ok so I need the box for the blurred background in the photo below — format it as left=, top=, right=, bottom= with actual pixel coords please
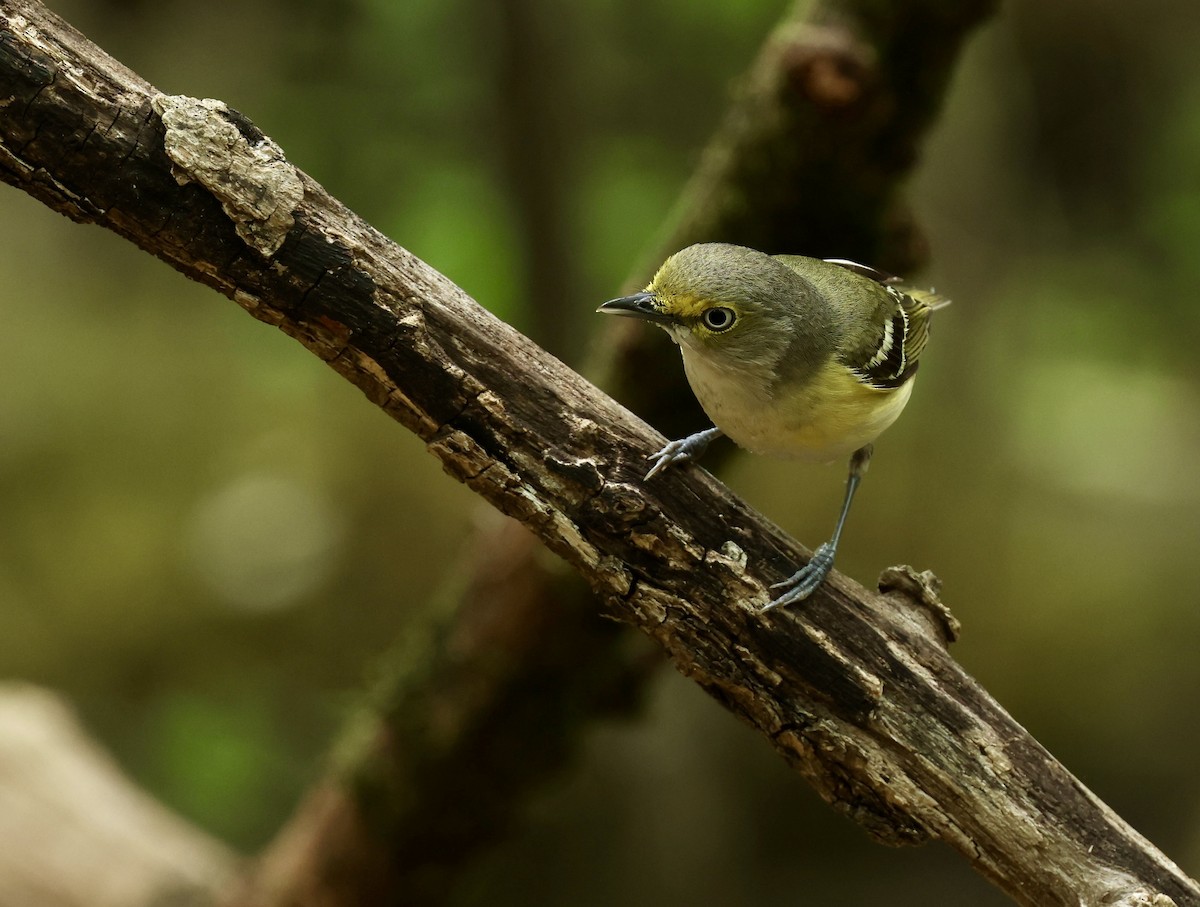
left=3, top=0, right=1200, bottom=903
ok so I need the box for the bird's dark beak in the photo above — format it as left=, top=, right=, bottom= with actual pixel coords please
left=596, top=291, right=674, bottom=325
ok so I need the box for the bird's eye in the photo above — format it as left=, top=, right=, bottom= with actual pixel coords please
left=701, top=307, right=736, bottom=332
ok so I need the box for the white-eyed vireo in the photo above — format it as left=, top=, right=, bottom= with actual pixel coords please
left=598, top=242, right=948, bottom=609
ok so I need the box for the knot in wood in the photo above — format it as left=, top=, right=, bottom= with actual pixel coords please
left=781, top=26, right=875, bottom=110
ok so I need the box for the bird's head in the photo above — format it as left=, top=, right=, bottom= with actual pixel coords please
left=598, top=243, right=828, bottom=381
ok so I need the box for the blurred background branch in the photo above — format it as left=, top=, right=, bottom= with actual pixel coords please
left=492, top=0, right=580, bottom=361
left=0, top=685, right=237, bottom=907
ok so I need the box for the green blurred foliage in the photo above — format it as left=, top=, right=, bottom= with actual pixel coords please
left=3, top=0, right=1200, bottom=903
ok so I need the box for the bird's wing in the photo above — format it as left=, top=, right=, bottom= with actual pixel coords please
left=822, top=258, right=902, bottom=286
left=772, top=254, right=950, bottom=390
left=821, top=259, right=950, bottom=390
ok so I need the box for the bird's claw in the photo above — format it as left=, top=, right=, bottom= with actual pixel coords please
left=645, top=435, right=709, bottom=480
left=763, top=542, right=836, bottom=610
left=646, top=441, right=691, bottom=479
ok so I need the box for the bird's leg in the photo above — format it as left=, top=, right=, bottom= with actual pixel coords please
left=765, top=444, right=874, bottom=610
left=645, top=427, right=724, bottom=480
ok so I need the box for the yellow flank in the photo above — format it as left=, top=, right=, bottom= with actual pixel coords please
left=681, top=347, right=914, bottom=462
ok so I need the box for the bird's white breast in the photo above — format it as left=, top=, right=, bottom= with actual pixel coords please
left=680, top=348, right=914, bottom=462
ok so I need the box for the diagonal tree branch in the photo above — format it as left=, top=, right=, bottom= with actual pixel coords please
left=241, top=2, right=1007, bottom=902
left=1, top=3, right=1197, bottom=906
left=276, top=4, right=1011, bottom=905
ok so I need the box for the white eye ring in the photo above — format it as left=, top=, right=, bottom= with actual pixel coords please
left=702, top=307, right=736, bottom=332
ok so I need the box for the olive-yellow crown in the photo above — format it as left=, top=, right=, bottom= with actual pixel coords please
left=643, top=243, right=835, bottom=388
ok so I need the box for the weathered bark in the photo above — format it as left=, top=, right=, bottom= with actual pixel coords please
left=241, top=2, right=1008, bottom=903
left=245, top=4, right=1008, bottom=905
left=5, top=2, right=1007, bottom=905
left=1, top=3, right=1196, bottom=907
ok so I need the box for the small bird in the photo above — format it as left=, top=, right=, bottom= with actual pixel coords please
left=598, top=242, right=948, bottom=609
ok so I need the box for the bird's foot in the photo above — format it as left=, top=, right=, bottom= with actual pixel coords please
left=645, top=428, right=721, bottom=480
left=764, top=542, right=836, bottom=610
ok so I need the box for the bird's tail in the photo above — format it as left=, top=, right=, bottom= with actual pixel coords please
left=903, top=287, right=952, bottom=312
